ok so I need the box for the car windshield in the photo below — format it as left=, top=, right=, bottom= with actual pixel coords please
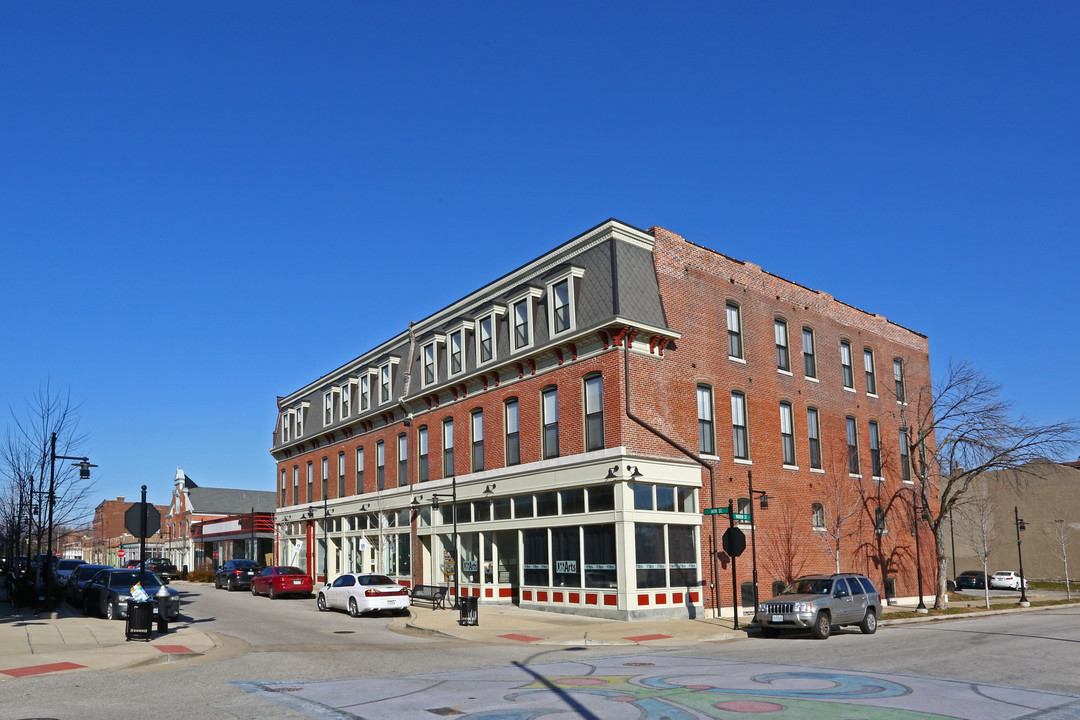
left=108, top=570, right=163, bottom=588
left=357, top=575, right=395, bottom=586
left=232, top=561, right=259, bottom=568
left=278, top=567, right=305, bottom=575
left=783, top=578, right=832, bottom=595
left=994, top=572, right=1011, bottom=577
left=57, top=560, right=82, bottom=570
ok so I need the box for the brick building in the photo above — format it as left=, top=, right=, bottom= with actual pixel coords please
left=271, top=219, right=933, bottom=620
left=90, top=497, right=169, bottom=565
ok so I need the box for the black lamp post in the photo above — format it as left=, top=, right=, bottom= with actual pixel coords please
left=908, top=487, right=927, bottom=613
left=746, top=470, right=769, bottom=624
left=412, top=476, right=458, bottom=609
left=1014, top=506, right=1029, bottom=606
left=45, top=432, right=95, bottom=613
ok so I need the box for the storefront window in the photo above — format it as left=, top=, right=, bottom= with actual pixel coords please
left=584, top=524, right=617, bottom=588
left=536, top=491, right=558, bottom=516
left=460, top=533, right=479, bottom=583
left=669, top=525, right=698, bottom=587
left=493, top=497, right=512, bottom=520
left=473, top=500, right=490, bottom=522
left=439, top=504, right=454, bottom=525
left=484, top=534, right=494, bottom=584
left=678, top=487, right=695, bottom=512
left=523, top=528, right=548, bottom=586
left=456, top=503, right=470, bottom=525
left=589, top=485, right=615, bottom=512
left=633, top=483, right=654, bottom=510
left=514, top=495, right=534, bottom=518
left=635, top=523, right=666, bottom=589
left=560, top=488, right=585, bottom=514
left=551, top=527, right=581, bottom=587
left=439, top=534, right=456, bottom=585
left=656, top=485, right=675, bottom=512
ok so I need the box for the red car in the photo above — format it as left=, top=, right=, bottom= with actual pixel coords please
left=250, top=565, right=313, bottom=599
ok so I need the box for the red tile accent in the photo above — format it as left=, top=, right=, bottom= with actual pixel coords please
left=625, top=634, right=673, bottom=642
left=604, top=594, right=617, bottom=606
left=485, top=588, right=493, bottom=597
left=690, top=592, right=699, bottom=602
left=586, top=593, right=598, bottom=605
left=537, top=591, right=548, bottom=602
left=153, top=645, right=193, bottom=654
left=1, top=662, right=85, bottom=678
left=656, top=594, right=667, bottom=604
left=553, top=592, right=563, bottom=602
left=499, top=633, right=542, bottom=643
left=638, top=593, right=650, bottom=605
left=673, top=593, right=683, bottom=604
left=499, top=588, right=513, bottom=598
left=568, top=593, right=580, bottom=604
left=523, top=590, right=532, bottom=601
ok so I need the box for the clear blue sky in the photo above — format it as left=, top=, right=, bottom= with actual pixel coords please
left=3, top=3, right=1078, bottom=520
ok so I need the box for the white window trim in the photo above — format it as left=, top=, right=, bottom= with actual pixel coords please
left=341, top=380, right=356, bottom=418
left=546, top=266, right=585, bottom=338
left=323, top=391, right=334, bottom=427
left=296, top=402, right=308, bottom=437
left=507, top=286, right=544, bottom=353
left=360, top=371, right=376, bottom=412
left=377, top=358, right=400, bottom=406
left=473, top=306, right=505, bottom=367
left=420, top=339, right=444, bottom=389
left=445, top=322, right=471, bottom=379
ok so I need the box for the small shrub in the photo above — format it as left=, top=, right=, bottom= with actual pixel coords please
left=186, top=569, right=215, bottom=583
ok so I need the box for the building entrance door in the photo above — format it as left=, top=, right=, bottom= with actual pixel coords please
left=494, top=530, right=519, bottom=603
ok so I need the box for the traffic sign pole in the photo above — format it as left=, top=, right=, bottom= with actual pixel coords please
left=728, top=498, right=739, bottom=630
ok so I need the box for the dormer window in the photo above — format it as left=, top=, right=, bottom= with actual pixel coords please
left=280, top=412, right=291, bottom=444
left=507, top=287, right=543, bottom=352
left=296, top=402, right=307, bottom=436
left=473, top=307, right=504, bottom=367
left=545, top=266, right=585, bottom=337
left=341, top=381, right=354, bottom=418
left=378, top=359, right=400, bottom=405
left=360, top=372, right=374, bottom=412
left=422, top=342, right=437, bottom=387
left=324, top=391, right=333, bottom=426
left=446, top=325, right=468, bottom=377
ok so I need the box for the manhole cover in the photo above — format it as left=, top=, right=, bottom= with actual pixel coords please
left=265, top=687, right=302, bottom=693
left=623, top=662, right=655, bottom=667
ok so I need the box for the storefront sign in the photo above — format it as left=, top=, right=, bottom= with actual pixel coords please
left=556, top=560, right=577, bottom=574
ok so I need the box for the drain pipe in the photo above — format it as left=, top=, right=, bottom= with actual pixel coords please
left=622, top=338, right=722, bottom=619
left=399, top=322, right=417, bottom=586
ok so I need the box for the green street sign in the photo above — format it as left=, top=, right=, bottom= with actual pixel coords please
left=703, top=507, right=730, bottom=515
left=733, top=513, right=752, bottom=522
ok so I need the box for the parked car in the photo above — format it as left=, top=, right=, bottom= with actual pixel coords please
left=53, top=559, right=85, bottom=587
left=65, top=564, right=113, bottom=606
left=757, top=573, right=882, bottom=639
left=143, top=557, right=178, bottom=581
left=82, top=568, right=180, bottom=621
left=251, top=566, right=313, bottom=599
left=123, top=559, right=140, bottom=568
left=316, top=573, right=411, bottom=617
left=955, top=570, right=990, bottom=590
left=990, top=570, right=1028, bottom=591
left=215, top=559, right=262, bottom=591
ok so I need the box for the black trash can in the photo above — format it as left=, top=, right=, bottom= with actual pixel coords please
left=126, top=600, right=154, bottom=641
left=458, top=595, right=478, bottom=626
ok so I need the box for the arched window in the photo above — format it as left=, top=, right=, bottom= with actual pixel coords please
left=811, top=502, right=825, bottom=529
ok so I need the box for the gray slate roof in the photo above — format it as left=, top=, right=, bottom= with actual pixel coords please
left=188, top=487, right=277, bottom=515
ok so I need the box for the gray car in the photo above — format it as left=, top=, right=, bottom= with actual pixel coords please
left=757, top=573, right=882, bottom=639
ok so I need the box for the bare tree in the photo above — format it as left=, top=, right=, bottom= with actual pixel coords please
left=758, top=499, right=812, bottom=587
left=898, top=360, right=1079, bottom=610
left=955, top=478, right=997, bottom=609
left=811, top=451, right=864, bottom=574
left=1051, top=515, right=1075, bottom=601
left=1, top=381, right=97, bottom=568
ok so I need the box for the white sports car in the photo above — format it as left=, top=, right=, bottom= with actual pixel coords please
left=317, top=573, right=411, bottom=617
left=989, top=571, right=1028, bottom=590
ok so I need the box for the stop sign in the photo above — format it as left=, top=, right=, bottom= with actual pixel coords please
left=118, top=549, right=125, bottom=558
left=124, top=502, right=161, bottom=538
left=722, top=527, right=746, bottom=557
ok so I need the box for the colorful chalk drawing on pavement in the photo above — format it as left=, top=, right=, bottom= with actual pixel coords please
left=233, top=654, right=1080, bottom=720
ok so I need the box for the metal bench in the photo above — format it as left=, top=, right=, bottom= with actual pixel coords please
left=410, top=584, right=448, bottom=610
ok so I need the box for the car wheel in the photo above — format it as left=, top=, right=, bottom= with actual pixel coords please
left=228, top=577, right=236, bottom=592
left=214, top=576, right=221, bottom=589
left=348, top=597, right=360, bottom=617
left=859, top=609, right=877, bottom=635
left=269, top=585, right=277, bottom=600
left=317, top=593, right=327, bottom=612
left=811, top=612, right=832, bottom=639
left=106, top=599, right=118, bottom=621
left=251, top=583, right=258, bottom=596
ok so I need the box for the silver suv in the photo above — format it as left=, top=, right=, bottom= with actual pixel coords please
left=757, top=573, right=882, bottom=639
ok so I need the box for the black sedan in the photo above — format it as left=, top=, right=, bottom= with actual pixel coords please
left=215, top=559, right=262, bottom=591
left=955, top=570, right=990, bottom=590
left=65, top=564, right=113, bottom=607
left=82, top=568, right=180, bottom=621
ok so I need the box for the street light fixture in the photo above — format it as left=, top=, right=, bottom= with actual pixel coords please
left=1014, top=507, right=1030, bottom=607
left=45, top=432, right=95, bottom=614
left=412, top=476, right=459, bottom=609
left=904, top=486, right=929, bottom=613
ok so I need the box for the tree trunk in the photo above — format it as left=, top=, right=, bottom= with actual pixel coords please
left=933, top=521, right=948, bottom=610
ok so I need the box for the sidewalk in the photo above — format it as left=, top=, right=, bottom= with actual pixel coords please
left=0, top=576, right=220, bottom=681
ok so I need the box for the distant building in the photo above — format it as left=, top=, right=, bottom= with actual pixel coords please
left=90, top=497, right=169, bottom=565
left=950, top=459, right=1080, bottom=582
left=271, top=220, right=932, bottom=620
left=163, top=468, right=276, bottom=572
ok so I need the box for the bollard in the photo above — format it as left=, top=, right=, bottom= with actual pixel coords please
left=156, top=584, right=170, bottom=634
